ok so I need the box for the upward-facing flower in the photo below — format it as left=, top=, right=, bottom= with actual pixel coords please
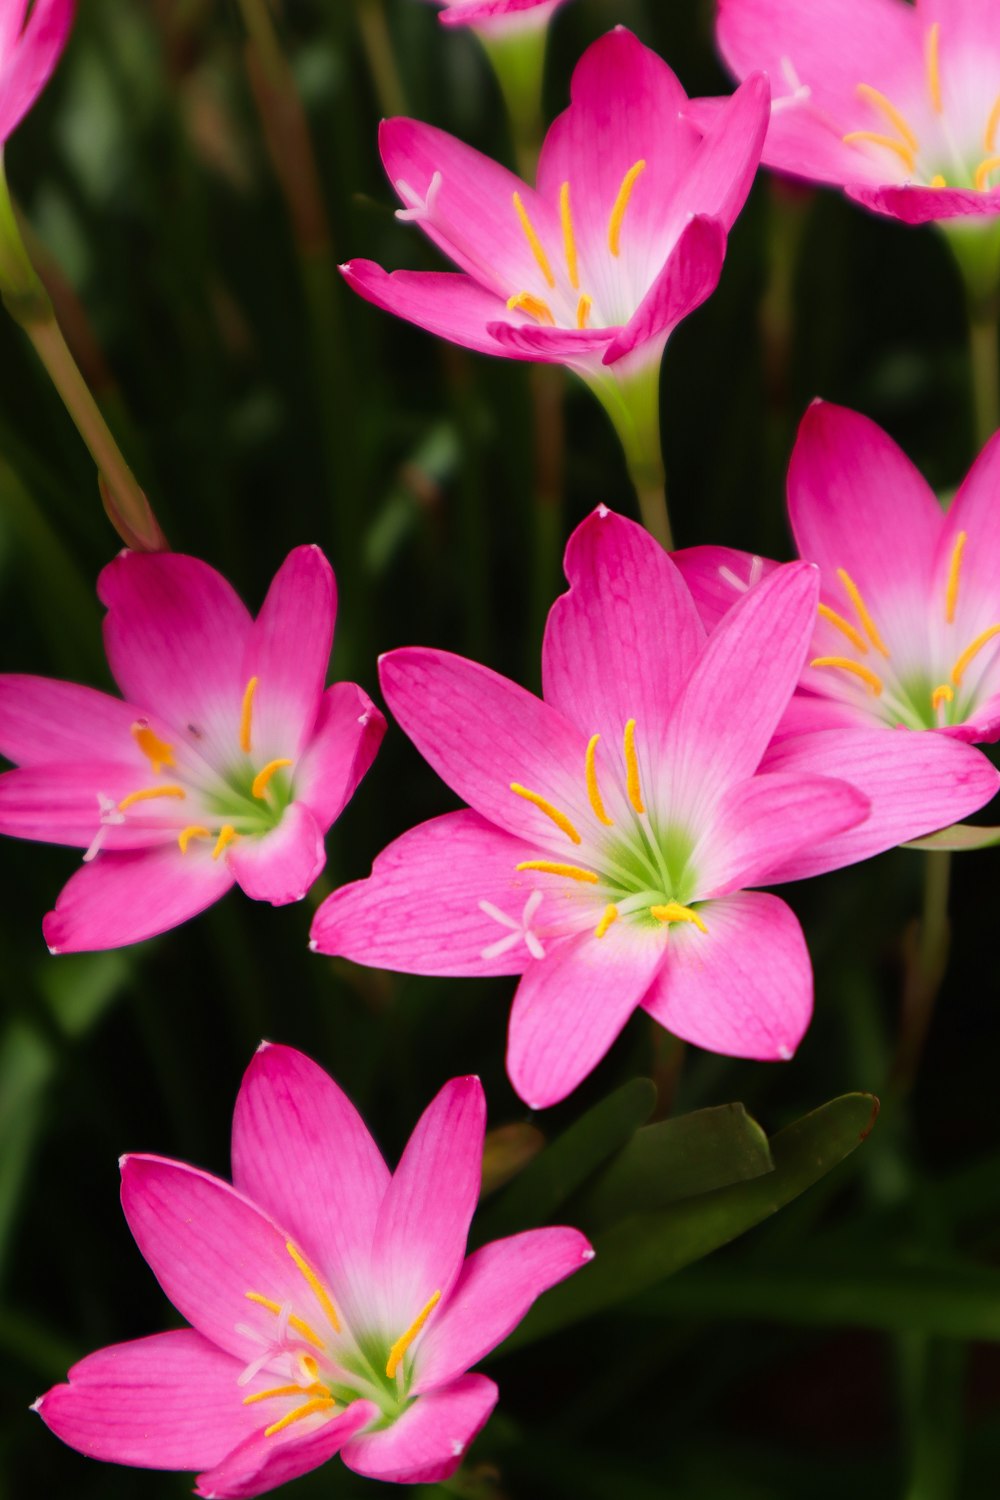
left=0, top=0, right=73, bottom=148
left=36, top=1044, right=592, bottom=1497
left=0, top=546, right=384, bottom=951
left=311, top=509, right=997, bottom=1109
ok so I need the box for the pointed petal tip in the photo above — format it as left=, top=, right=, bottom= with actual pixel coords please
left=308, top=937, right=320, bottom=953
left=255, top=1038, right=273, bottom=1054
left=29, top=1395, right=44, bottom=1415
left=582, top=1246, right=596, bottom=1261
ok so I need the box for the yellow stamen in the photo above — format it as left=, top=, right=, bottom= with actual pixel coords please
left=510, top=783, right=581, bottom=844
left=507, top=291, right=556, bottom=326
left=516, top=860, right=600, bottom=884
left=841, top=132, right=916, bottom=172
left=118, top=784, right=186, bottom=812
left=560, top=181, right=579, bottom=289
left=594, top=904, right=618, bottom=939
left=244, top=1292, right=326, bottom=1350
left=264, top=1398, right=336, bottom=1438
left=836, top=568, right=891, bottom=657
left=576, top=294, right=593, bottom=330
left=585, top=734, right=614, bottom=826
left=975, top=154, right=1000, bottom=191
left=252, top=758, right=293, bottom=799
left=177, top=824, right=212, bottom=854
left=623, top=718, right=644, bottom=814
left=951, top=624, right=1000, bottom=685
left=817, top=602, right=869, bottom=654
left=945, top=530, right=967, bottom=623
left=243, top=1383, right=326, bottom=1406
left=650, top=901, right=708, bottom=934
left=608, top=160, right=647, bottom=257
left=986, top=93, right=1000, bottom=153
left=855, top=84, right=918, bottom=151
left=931, top=684, right=955, bottom=712
left=131, top=723, right=176, bottom=775
left=512, top=192, right=556, bottom=287
left=810, top=657, right=884, bottom=696
left=286, top=1242, right=341, bottom=1333
left=212, top=824, right=239, bottom=860
left=240, top=676, right=259, bottom=754
left=930, top=173, right=947, bottom=188
left=927, top=22, right=943, bottom=113
left=386, top=1290, right=441, bottom=1379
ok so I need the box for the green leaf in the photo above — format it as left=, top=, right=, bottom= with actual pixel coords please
left=0, top=1022, right=55, bottom=1284
left=480, top=1123, right=545, bottom=1199
left=905, top=823, right=1000, bottom=852
left=35, top=950, right=131, bottom=1038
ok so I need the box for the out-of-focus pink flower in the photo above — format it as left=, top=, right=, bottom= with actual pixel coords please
left=0, top=546, right=385, bottom=951
left=36, top=1044, right=592, bottom=1497
left=428, top=0, right=570, bottom=35
left=0, top=0, right=73, bottom=146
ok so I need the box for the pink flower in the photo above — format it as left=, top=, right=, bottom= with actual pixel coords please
left=0, top=546, right=385, bottom=952
left=429, top=0, right=571, bottom=35
left=711, top=0, right=1000, bottom=224
left=0, top=0, right=73, bottom=146
left=35, top=1044, right=592, bottom=1497
left=311, top=509, right=997, bottom=1108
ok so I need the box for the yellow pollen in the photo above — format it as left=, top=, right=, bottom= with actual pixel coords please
left=975, top=154, right=1000, bottom=191
left=212, top=824, right=239, bottom=860
left=244, top=1292, right=326, bottom=1350
left=810, top=657, right=884, bottom=696
left=118, top=784, right=186, bottom=812
left=930, top=173, right=947, bottom=188
left=608, top=160, right=647, bottom=257
left=240, top=676, right=259, bottom=754
left=576, top=294, right=593, bottom=330
left=252, top=758, right=293, bottom=799
left=516, top=860, right=600, bottom=884
left=650, top=902, right=708, bottom=934
left=623, top=719, right=644, bottom=814
left=945, top=531, right=967, bottom=623
left=264, top=1398, right=336, bottom=1439
left=131, top=723, right=176, bottom=775
left=286, top=1242, right=341, bottom=1333
left=177, top=824, right=212, bottom=854
left=856, top=84, right=919, bottom=151
left=243, top=1383, right=326, bottom=1406
left=986, top=93, right=1000, bottom=152
left=512, top=193, right=556, bottom=288
left=836, top=568, right=890, bottom=657
left=926, top=22, right=943, bottom=113
left=507, top=291, right=556, bottom=326
left=841, top=132, right=916, bottom=172
left=817, top=602, right=869, bottom=654
left=932, top=683, right=955, bottom=712
left=595, top=903, right=618, bottom=939
left=951, top=623, right=1000, bottom=685
left=560, top=181, right=579, bottom=290
left=510, top=783, right=581, bottom=844
left=585, top=734, right=614, bottom=826
left=386, top=1290, right=442, bottom=1379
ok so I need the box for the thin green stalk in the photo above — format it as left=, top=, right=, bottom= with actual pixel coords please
left=893, top=849, right=952, bottom=1094
left=968, top=309, right=1000, bottom=447
left=480, top=29, right=548, bottom=182
left=528, top=363, right=565, bottom=651
left=946, top=221, right=1000, bottom=446
left=355, top=0, right=407, bottom=118
left=585, top=362, right=673, bottom=549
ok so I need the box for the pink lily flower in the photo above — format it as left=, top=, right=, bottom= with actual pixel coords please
left=36, top=1043, right=592, bottom=1496
left=710, top=0, right=1000, bottom=224
left=0, top=546, right=385, bottom=951
left=311, top=509, right=997, bottom=1108
left=0, top=0, right=73, bottom=147
left=428, top=0, right=570, bottom=35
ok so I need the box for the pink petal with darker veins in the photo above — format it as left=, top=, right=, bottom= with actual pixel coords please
left=226, top=802, right=326, bottom=906
left=0, top=675, right=146, bottom=767
left=195, top=1399, right=377, bottom=1500
left=0, top=0, right=73, bottom=144
left=603, top=215, right=726, bottom=365
left=292, top=682, right=385, bottom=831
left=240, top=546, right=336, bottom=759
left=343, top=1374, right=497, bottom=1484
left=340, top=263, right=518, bottom=359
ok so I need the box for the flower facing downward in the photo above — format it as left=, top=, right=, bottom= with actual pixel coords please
left=35, top=1045, right=592, bottom=1496
left=0, top=546, right=385, bottom=951
left=0, top=0, right=74, bottom=147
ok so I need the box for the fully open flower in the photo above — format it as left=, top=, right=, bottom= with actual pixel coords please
left=311, top=509, right=997, bottom=1108
left=36, top=1044, right=591, bottom=1497
left=0, top=546, right=384, bottom=951
left=0, top=0, right=73, bottom=147
left=711, top=0, right=1000, bottom=224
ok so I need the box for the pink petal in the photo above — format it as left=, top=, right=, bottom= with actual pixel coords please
left=773, top=692, right=871, bottom=739
left=760, top=727, right=1000, bottom=879
left=42, top=844, right=235, bottom=953
left=413, top=1228, right=593, bottom=1392
left=195, top=1399, right=377, bottom=1500
left=485, top=319, right=616, bottom=364
left=643, top=890, right=812, bottom=1060
left=438, top=0, right=566, bottom=24
left=0, top=0, right=29, bottom=63
left=340, top=263, right=519, bottom=359
left=670, top=73, right=770, bottom=231
left=603, top=215, right=727, bottom=365
left=240, top=547, right=335, bottom=760
left=671, top=544, right=780, bottom=632
left=0, top=762, right=147, bottom=848
left=226, top=802, right=326, bottom=906
left=34, top=1330, right=261, bottom=1471
left=309, top=811, right=538, bottom=977
left=342, top=1374, right=497, bottom=1484
left=292, top=682, right=386, bottom=831
left=0, top=675, right=144, bottom=767
left=683, top=96, right=879, bottom=192
left=0, top=0, right=73, bottom=144
left=848, top=183, right=1000, bottom=222
left=934, top=428, right=1000, bottom=639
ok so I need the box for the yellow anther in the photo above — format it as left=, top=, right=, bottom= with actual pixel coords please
left=926, top=22, right=943, bottom=113
left=386, top=1290, right=441, bottom=1379
left=945, top=530, right=967, bottom=623
left=560, top=180, right=579, bottom=289
left=212, top=824, right=239, bottom=860
left=818, top=602, right=869, bottom=654
left=252, top=759, right=293, bottom=800
left=836, top=568, right=891, bottom=656
left=930, top=173, right=947, bottom=188
left=975, top=154, right=1000, bottom=191
left=951, top=623, right=1000, bottom=685
left=118, top=784, right=186, bottom=812
left=286, top=1242, right=341, bottom=1333
left=516, top=860, right=600, bottom=884
left=243, top=1383, right=326, bottom=1406
left=264, top=1398, right=336, bottom=1439
left=244, top=1292, right=326, bottom=1350
left=512, top=193, right=556, bottom=287
left=594, top=904, right=618, bottom=939
left=623, top=718, right=644, bottom=814
left=131, top=723, right=176, bottom=775
left=810, top=657, right=884, bottom=696
left=932, top=684, right=955, bottom=712
left=986, top=94, right=1000, bottom=153
left=177, top=824, right=212, bottom=854
left=510, top=783, right=581, bottom=844
left=608, top=160, right=647, bottom=257
left=841, top=132, right=916, bottom=172
left=576, top=294, right=593, bottom=330
left=650, top=902, right=708, bottom=934
left=585, top=734, right=614, bottom=826
left=507, top=292, right=556, bottom=326
left=240, top=676, right=259, bottom=754
left=855, top=84, right=919, bottom=151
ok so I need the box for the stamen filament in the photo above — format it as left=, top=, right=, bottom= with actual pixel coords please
left=118, top=784, right=186, bottom=811
left=951, top=624, right=1000, bottom=684
left=131, top=723, right=176, bottom=775
left=926, top=22, right=943, bottom=113
left=836, top=568, right=891, bottom=656
left=178, top=824, right=212, bottom=854
left=212, top=824, right=239, bottom=860
left=818, top=602, right=868, bottom=654
left=594, top=904, right=618, bottom=939
left=810, top=657, right=884, bottom=695
left=512, top=193, right=556, bottom=288
left=510, top=783, right=581, bottom=844
left=987, top=93, right=1000, bottom=152
left=507, top=291, right=555, bottom=326
left=975, top=155, right=1000, bottom=191
left=252, top=759, right=293, bottom=799
left=264, top=1397, right=336, bottom=1438
left=608, top=161, right=647, bottom=257
left=516, top=860, right=599, bottom=884
left=585, top=735, right=614, bottom=826
left=855, top=83, right=919, bottom=151
left=386, top=1290, right=442, bottom=1378
left=650, top=902, right=708, bottom=934
left=244, top=1292, right=326, bottom=1350
left=244, top=1383, right=326, bottom=1406
left=560, top=181, right=579, bottom=290
left=286, top=1242, right=341, bottom=1333
left=576, top=294, right=593, bottom=330
left=623, top=719, right=645, bottom=814
left=841, top=132, right=916, bottom=171
left=240, top=677, right=259, bottom=754
left=945, top=531, right=967, bottom=623
left=931, top=684, right=954, bottom=712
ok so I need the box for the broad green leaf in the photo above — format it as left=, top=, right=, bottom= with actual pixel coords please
left=905, top=823, right=1000, bottom=852
left=35, top=950, right=131, bottom=1038
left=480, top=1123, right=545, bottom=1198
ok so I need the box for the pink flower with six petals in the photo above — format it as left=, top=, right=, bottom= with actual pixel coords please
left=0, top=0, right=73, bottom=147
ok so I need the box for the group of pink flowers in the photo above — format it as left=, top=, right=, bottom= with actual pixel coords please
left=6, top=0, right=1000, bottom=1493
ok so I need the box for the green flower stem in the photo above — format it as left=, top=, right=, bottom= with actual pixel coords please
left=968, top=309, right=1000, bottom=448
left=946, top=221, right=1000, bottom=447
left=355, top=0, right=408, bottom=118
left=893, top=849, right=952, bottom=1095
left=480, top=29, right=548, bottom=182
left=585, top=360, right=673, bottom=549
left=529, top=362, right=565, bottom=653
